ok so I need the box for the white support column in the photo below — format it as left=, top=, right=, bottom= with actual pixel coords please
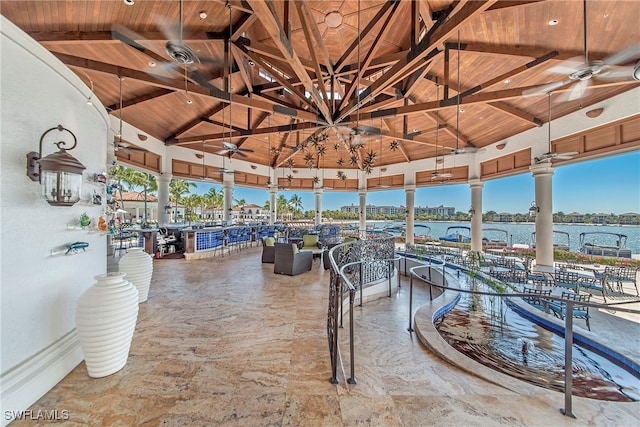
left=405, top=185, right=416, bottom=246
left=223, top=178, right=234, bottom=225
left=530, top=162, right=555, bottom=272
left=314, top=187, right=323, bottom=226
left=359, top=189, right=367, bottom=239
left=157, top=174, right=171, bottom=226
left=269, top=187, right=277, bottom=225
left=469, top=179, right=484, bottom=252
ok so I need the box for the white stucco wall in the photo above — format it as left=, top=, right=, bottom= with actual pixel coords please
left=1, top=16, right=109, bottom=422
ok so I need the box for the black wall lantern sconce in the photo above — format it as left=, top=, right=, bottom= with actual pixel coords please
left=164, top=203, right=172, bottom=214
left=27, top=125, right=86, bottom=206
left=529, top=201, right=540, bottom=216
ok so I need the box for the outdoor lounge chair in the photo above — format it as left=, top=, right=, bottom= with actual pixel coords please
left=261, top=236, right=276, bottom=263
left=300, top=234, right=321, bottom=251
left=274, top=242, right=313, bottom=276
left=548, top=291, right=591, bottom=331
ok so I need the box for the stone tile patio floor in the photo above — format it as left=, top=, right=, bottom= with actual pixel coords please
left=15, top=245, right=639, bottom=426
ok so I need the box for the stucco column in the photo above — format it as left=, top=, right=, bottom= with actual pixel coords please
left=157, top=174, right=171, bottom=226
left=269, top=187, right=277, bottom=225
left=530, top=162, right=555, bottom=272
left=469, top=179, right=484, bottom=252
left=359, top=189, right=367, bottom=239
left=223, top=178, right=234, bottom=225
left=314, top=187, right=323, bottom=226
left=405, top=185, right=416, bottom=246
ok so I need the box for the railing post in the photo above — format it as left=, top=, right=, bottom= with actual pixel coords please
left=408, top=272, right=414, bottom=332
left=359, top=262, right=363, bottom=306
left=561, top=300, right=576, bottom=418
left=347, top=289, right=357, bottom=384
left=397, top=259, right=401, bottom=288
left=388, top=260, right=392, bottom=297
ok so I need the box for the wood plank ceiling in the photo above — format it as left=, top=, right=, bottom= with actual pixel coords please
left=2, top=0, right=639, bottom=179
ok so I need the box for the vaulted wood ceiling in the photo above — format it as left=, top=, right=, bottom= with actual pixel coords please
left=2, top=0, right=639, bottom=175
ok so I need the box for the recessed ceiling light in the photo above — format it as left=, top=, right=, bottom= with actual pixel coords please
left=548, top=19, right=559, bottom=26
left=503, top=79, right=510, bottom=84
left=148, top=61, right=156, bottom=67
left=199, top=11, right=207, bottom=19
left=459, top=108, right=465, bottom=113
left=123, top=0, right=134, bottom=5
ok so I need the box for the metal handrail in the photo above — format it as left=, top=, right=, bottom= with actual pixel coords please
left=325, top=236, right=397, bottom=385
left=407, top=262, right=640, bottom=419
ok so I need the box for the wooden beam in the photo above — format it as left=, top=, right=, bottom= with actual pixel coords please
left=293, top=0, right=332, bottom=114
left=489, top=102, right=544, bottom=127
left=171, top=120, right=323, bottom=146
left=104, top=87, right=173, bottom=111
left=245, top=0, right=333, bottom=125
left=339, top=1, right=400, bottom=114
left=52, top=52, right=320, bottom=124
left=334, top=1, right=398, bottom=73
left=336, top=1, right=498, bottom=123
left=293, top=0, right=334, bottom=76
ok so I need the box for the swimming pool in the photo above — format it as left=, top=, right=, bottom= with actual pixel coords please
left=432, top=270, right=640, bottom=402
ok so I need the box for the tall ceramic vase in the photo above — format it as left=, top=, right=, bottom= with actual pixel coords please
left=76, top=272, right=139, bottom=378
left=119, top=247, right=153, bottom=303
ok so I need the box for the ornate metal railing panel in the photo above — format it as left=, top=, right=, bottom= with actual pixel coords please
left=326, top=236, right=396, bottom=384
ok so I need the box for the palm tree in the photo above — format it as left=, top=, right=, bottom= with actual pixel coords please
left=206, top=187, right=223, bottom=220
left=169, top=179, right=196, bottom=223
left=276, top=195, right=290, bottom=221
left=289, top=194, right=303, bottom=218
left=234, top=197, right=247, bottom=207
left=125, top=170, right=157, bottom=223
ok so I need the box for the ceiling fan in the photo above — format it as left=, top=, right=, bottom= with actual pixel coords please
left=534, top=93, right=579, bottom=163
left=214, top=141, right=254, bottom=158
left=524, top=0, right=640, bottom=101
left=112, top=0, right=220, bottom=82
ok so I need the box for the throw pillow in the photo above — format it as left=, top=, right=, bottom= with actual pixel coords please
left=292, top=243, right=299, bottom=254
left=264, top=237, right=275, bottom=246
left=303, top=234, right=318, bottom=247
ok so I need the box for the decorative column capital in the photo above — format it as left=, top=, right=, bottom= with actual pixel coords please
left=529, top=162, right=554, bottom=177
left=405, top=184, right=416, bottom=193
left=468, top=178, right=484, bottom=189
left=314, top=187, right=323, bottom=196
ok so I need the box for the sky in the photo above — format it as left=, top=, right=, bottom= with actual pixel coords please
left=192, top=151, right=640, bottom=215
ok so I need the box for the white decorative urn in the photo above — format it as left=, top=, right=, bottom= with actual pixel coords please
left=119, top=247, right=153, bottom=303
left=76, top=272, right=139, bottom=378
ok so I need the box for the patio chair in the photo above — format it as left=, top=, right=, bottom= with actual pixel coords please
left=274, top=242, right=313, bottom=276
left=261, top=236, right=276, bottom=263
left=605, top=266, right=639, bottom=295
left=522, top=286, right=552, bottom=311
left=548, top=291, right=591, bottom=331
left=553, top=270, right=580, bottom=292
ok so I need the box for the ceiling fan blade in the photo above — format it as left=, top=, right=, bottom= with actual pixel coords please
left=354, top=124, right=381, bottom=135
left=566, top=80, right=589, bottom=101
left=216, top=149, right=230, bottom=156
left=598, top=66, right=636, bottom=80
left=234, top=151, right=248, bottom=158
left=602, top=43, right=640, bottom=66
left=112, top=24, right=167, bottom=64
left=238, top=147, right=254, bottom=153
left=546, top=60, right=583, bottom=75
left=523, top=79, right=573, bottom=97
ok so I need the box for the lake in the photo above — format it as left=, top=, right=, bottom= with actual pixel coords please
left=365, top=221, right=640, bottom=255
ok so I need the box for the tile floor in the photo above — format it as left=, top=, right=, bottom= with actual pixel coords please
left=14, top=245, right=640, bottom=426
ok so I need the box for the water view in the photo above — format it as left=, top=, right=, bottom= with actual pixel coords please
left=364, top=221, right=640, bottom=255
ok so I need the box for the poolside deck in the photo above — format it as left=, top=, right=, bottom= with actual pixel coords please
left=14, top=246, right=639, bottom=426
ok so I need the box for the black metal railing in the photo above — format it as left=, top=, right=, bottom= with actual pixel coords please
left=325, top=236, right=398, bottom=385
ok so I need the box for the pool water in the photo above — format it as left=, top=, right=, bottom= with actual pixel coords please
left=434, top=273, right=640, bottom=402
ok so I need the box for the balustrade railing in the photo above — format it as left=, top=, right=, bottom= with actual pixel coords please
left=406, top=259, right=640, bottom=419
left=326, top=236, right=398, bottom=384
